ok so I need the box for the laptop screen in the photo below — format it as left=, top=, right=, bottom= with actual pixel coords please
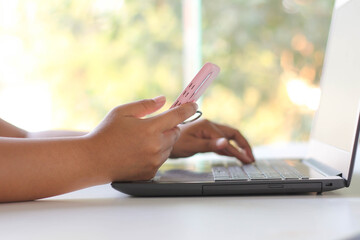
left=309, top=0, right=360, bottom=181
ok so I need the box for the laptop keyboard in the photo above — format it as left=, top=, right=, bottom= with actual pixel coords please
left=212, top=160, right=310, bottom=181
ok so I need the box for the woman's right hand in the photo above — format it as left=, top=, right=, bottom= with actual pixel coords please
left=86, top=96, right=198, bottom=183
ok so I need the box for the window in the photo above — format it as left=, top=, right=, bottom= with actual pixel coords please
left=0, top=0, right=334, bottom=145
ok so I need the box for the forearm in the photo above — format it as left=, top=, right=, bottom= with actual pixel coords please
left=0, top=136, right=103, bottom=203
left=0, top=118, right=87, bottom=138
left=0, top=118, right=27, bottom=138
left=27, top=130, right=88, bottom=138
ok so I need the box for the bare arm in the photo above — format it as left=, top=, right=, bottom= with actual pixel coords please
left=0, top=97, right=254, bottom=202
left=0, top=118, right=27, bottom=138
left=27, top=130, right=87, bottom=138
left=0, top=118, right=86, bottom=138
left=0, top=136, right=99, bottom=202
left=0, top=97, right=197, bottom=202
left=0, top=119, right=94, bottom=201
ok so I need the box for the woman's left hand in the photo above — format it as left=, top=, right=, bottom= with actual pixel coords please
left=170, top=119, right=255, bottom=164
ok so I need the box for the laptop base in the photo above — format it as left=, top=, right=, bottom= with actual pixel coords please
left=111, top=178, right=345, bottom=197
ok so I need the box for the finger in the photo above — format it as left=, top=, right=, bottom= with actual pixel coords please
left=189, top=121, right=252, bottom=162
left=151, top=102, right=198, bottom=131
left=207, top=138, right=253, bottom=163
left=186, top=137, right=228, bottom=154
left=213, top=123, right=255, bottom=161
left=119, top=96, right=166, bottom=118
left=162, top=126, right=181, bottom=149
left=223, top=141, right=253, bottom=163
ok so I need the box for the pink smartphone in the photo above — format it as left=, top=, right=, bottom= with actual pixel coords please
left=170, top=62, right=220, bottom=109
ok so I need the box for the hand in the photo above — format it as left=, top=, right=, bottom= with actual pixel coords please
left=87, top=96, right=198, bottom=182
left=170, top=119, right=255, bottom=164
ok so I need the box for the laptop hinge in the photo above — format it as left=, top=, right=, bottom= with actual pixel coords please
left=304, top=158, right=343, bottom=177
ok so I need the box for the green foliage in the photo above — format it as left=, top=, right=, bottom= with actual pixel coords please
left=0, top=0, right=334, bottom=145
left=202, top=0, right=333, bottom=144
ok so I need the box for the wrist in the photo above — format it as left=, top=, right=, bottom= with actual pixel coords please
left=76, top=135, right=111, bottom=186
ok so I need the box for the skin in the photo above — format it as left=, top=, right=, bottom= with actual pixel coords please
left=0, top=96, right=254, bottom=202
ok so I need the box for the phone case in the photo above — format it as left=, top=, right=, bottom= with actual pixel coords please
left=170, top=62, right=220, bottom=108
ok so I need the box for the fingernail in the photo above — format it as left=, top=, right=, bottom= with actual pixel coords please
left=153, top=96, right=166, bottom=105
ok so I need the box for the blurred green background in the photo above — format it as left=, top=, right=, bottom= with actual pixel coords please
left=0, top=0, right=334, bottom=146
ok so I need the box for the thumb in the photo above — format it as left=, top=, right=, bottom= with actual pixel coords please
left=119, top=96, right=166, bottom=118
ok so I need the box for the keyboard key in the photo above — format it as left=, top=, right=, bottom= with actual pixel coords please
left=272, top=164, right=301, bottom=179
left=212, top=167, right=232, bottom=181
left=255, top=162, right=283, bottom=180
left=242, top=164, right=267, bottom=180
left=228, top=166, right=249, bottom=180
left=247, top=173, right=267, bottom=180
left=284, top=161, right=310, bottom=179
left=211, top=160, right=310, bottom=182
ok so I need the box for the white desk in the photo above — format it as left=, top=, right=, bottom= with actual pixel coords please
left=1, top=144, right=360, bottom=240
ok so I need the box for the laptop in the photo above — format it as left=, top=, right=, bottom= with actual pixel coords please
left=112, top=0, right=360, bottom=196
